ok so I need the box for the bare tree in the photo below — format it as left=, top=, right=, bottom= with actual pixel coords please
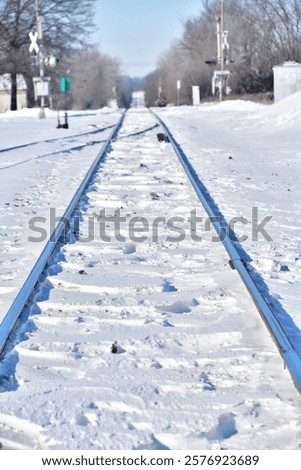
left=0, top=0, right=96, bottom=110
left=65, top=49, right=120, bottom=110
left=144, top=70, right=162, bottom=107
left=0, top=1, right=36, bottom=109
left=145, top=0, right=301, bottom=103
left=145, top=1, right=219, bottom=105
left=251, top=0, right=301, bottom=62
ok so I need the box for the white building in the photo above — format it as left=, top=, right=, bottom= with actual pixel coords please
left=0, top=74, right=27, bottom=113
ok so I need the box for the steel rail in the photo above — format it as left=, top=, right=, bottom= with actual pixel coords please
left=153, top=111, right=301, bottom=393
left=0, top=137, right=111, bottom=172
left=0, top=112, right=126, bottom=354
left=0, top=124, right=116, bottom=154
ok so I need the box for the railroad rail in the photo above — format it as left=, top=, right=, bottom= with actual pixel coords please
left=0, top=112, right=125, bottom=354
left=153, top=110, right=301, bottom=393
left=0, top=123, right=116, bottom=155
left=0, top=124, right=119, bottom=172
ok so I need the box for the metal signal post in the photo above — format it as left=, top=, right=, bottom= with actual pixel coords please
left=213, top=0, right=231, bottom=102
left=35, top=0, right=45, bottom=118
left=30, top=0, right=52, bottom=118
left=35, top=0, right=44, bottom=76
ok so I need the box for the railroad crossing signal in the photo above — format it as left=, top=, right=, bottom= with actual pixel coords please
left=29, top=31, right=39, bottom=54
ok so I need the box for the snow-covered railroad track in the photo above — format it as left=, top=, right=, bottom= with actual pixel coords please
left=0, top=108, right=300, bottom=450
left=0, top=112, right=124, bottom=329
left=0, top=112, right=125, bottom=353
left=0, top=124, right=117, bottom=171
left=154, top=112, right=301, bottom=394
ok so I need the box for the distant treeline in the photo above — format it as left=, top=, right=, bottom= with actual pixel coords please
left=2, top=0, right=300, bottom=111
left=143, top=0, right=301, bottom=106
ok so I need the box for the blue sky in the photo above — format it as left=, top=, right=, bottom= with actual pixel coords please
left=93, top=0, right=202, bottom=77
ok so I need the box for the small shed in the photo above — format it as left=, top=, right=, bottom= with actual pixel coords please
left=273, top=61, right=301, bottom=102
left=0, top=74, right=27, bottom=112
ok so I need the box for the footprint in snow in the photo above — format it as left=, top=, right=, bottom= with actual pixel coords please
left=158, top=301, right=191, bottom=314
left=199, top=372, right=216, bottom=391
left=122, top=243, right=136, bottom=255
left=162, top=280, right=177, bottom=292
left=200, top=413, right=237, bottom=441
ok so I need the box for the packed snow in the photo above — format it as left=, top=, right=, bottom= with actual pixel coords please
left=0, top=97, right=300, bottom=450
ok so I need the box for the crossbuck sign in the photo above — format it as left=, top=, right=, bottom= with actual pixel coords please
left=29, top=31, right=39, bottom=54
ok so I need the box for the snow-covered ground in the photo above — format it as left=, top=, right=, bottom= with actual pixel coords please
left=0, top=99, right=300, bottom=450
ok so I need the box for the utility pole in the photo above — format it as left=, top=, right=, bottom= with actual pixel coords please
left=30, top=0, right=55, bottom=119
left=216, top=0, right=224, bottom=102
left=207, top=0, right=232, bottom=101
left=35, top=0, right=45, bottom=118
left=220, top=0, right=224, bottom=73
